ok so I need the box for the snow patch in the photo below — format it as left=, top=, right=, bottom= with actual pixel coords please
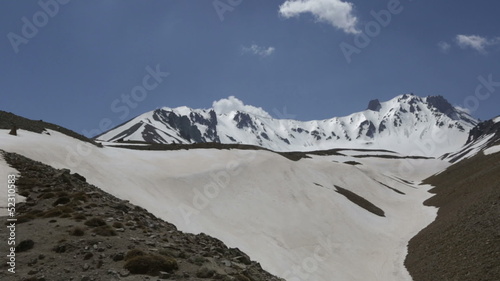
left=484, top=145, right=500, bottom=155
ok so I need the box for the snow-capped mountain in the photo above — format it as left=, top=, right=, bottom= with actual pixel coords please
left=97, top=94, right=478, bottom=157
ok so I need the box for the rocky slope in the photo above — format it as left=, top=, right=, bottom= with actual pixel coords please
left=442, top=117, right=500, bottom=162
left=0, top=150, right=283, bottom=281
left=405, top=136, right=500, bottom=280
left=0, top=111, right=99, bottom=146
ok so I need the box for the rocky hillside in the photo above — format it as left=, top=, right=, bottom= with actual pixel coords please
left=405, top=149, right=500, bottom=280
left=0, top=111, right=99, bottom=146
left=0, top=150, right=283, bottom=281
left=441, top=117, right=500, bottom=162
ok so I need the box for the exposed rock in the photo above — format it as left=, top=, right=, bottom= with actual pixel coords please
left=367, top=99, right=382, bottom=111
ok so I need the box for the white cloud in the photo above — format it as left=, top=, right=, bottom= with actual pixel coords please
left=455, top=34, right=500, bottom=53
left=241, top=44, right=276, bottom=57
left=278, top=0, right=359, bottom=34
left=212, top=96, right=272, bottom=118
left=438, top=41, right=451, bottom=53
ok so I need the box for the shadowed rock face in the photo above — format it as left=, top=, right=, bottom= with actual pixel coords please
left=357, top=120, right=376, bottom=139
left=367, top=99, right=382, bottom=111
left=466, top=118, right=500, bottom=145
left=233, top=111, right=257, bottom=130
left=152, top=109, right=219, bottom=143
left=426, top=95, right=459, bottom=120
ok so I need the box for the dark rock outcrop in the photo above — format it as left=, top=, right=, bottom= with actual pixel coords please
left=367, top=99, right=382, bottom=111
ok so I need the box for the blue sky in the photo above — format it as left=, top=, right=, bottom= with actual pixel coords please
left=1, top=0, right=499, bottom=137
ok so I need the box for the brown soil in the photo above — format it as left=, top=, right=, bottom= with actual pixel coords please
left=405, top=151, right=500, bottom=281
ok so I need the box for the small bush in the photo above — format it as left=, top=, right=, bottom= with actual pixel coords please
left=40, top=192, right=55, bottom=199
left=71, top=192, right=88, bottom=202
left=19, top=191, right=30, bottom=197
left=125, top=249, right=146, bottom=261
left=190, top=256, right=208, bottom=266
left=73, top=213, right=87, bottom=221
left=235, top=274, right=251, bottom=281
left=159, top=249, right=177, bottom=258
left=16, top=239, right=34, bottom=252
left=18, top=178, right=38, bottom=187
left=84, top=217, right=106, bottom=227
left=124, top=254, right=178, bottom=276
left=70, top=227, right=85, bottom=236
left=93, top=225, right=117, bottom=236
left=112, top=222, right=124, bottom=228
left=16, top=214, right=35, bottom=224
left=196, top=267, right=215, bottom=278
left=42, top=206, right=74, bottom=217
left=52, top=196, right=71, bottom=206
left=57, top=191, right=69, bottom=197
left=52, top=244, right=66, bottom=253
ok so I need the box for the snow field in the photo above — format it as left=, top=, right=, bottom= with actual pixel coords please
left=0, top=129, right=448, bottom=280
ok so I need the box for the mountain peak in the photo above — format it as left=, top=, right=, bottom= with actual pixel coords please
left=426, top=95, right=455, bottom=114
left=367, top=99, right=382, bottom=111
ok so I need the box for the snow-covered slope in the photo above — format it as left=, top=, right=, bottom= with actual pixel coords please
left=97, top=94, right=477, bottom=157
left=0, top=129, right=450, bottom=281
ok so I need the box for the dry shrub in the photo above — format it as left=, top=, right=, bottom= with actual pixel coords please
left=70, top=227, right=85, bottom=236
left=93, top=225, right=117, bottom=236
left=52, top=196, right=71, bottom=206
left=84, top=217, right=106, bottom=227
left=125, top=249, right=146, bottom=261
left=112, top=222, right=124, bottom=228
left=73, top=213, right=87, bottom=221
left=124, top=254, right=177, bottom=276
